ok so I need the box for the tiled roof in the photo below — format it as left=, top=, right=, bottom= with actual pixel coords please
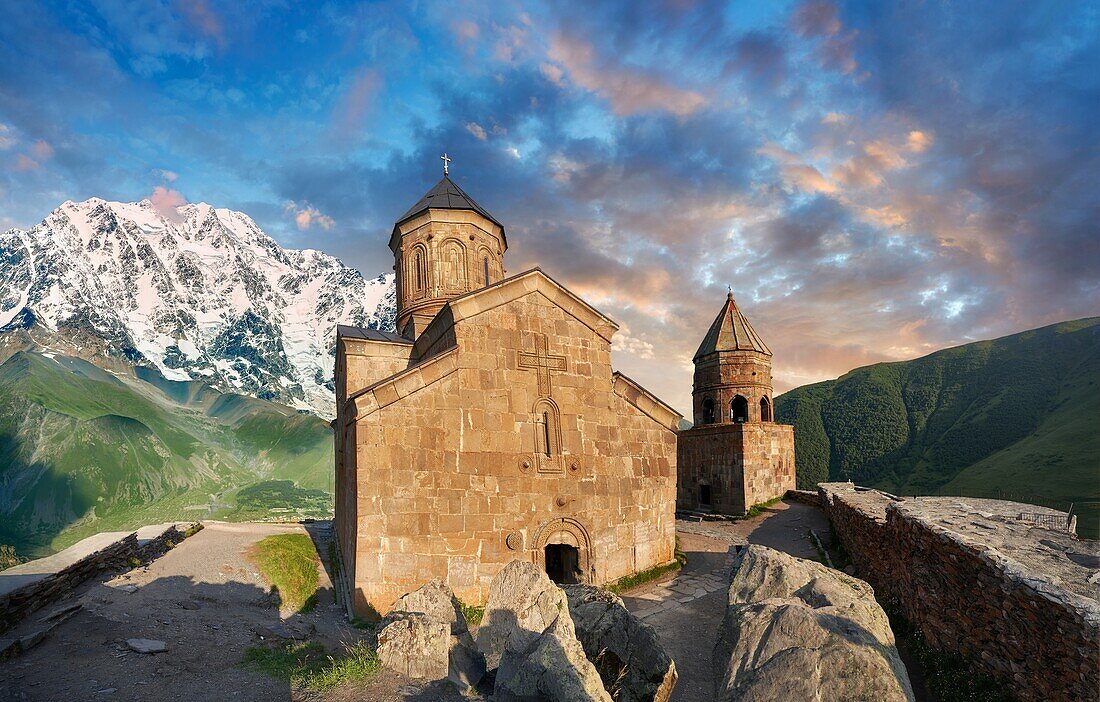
left=693, top=292, right=771, bottom=360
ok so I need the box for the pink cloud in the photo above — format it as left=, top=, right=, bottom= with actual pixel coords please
left=546, top=33, right=707, bottom=117
left=284, top=201, right=335, bottom=231
left=176, top=0, right=226, bottom=50
left=465, top=122, right=488, bottom=141
left=149, top=185, right=187, bottom=219
left=31, top=140, right=53, bottom=160
left=13, top=154, right=38, bottom=171
left=781, top=164, right=837, bottom=194
left=336, top=69, right=380, bottom=138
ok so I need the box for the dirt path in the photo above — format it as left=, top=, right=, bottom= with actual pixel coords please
left=620, top=500, right=834, bottom=702
left=1, top=522, right=349, bottom=702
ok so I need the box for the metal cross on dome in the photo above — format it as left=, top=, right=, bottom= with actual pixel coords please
left=441, top=153, right=451, bottom=176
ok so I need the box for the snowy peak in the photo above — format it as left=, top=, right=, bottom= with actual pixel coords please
left=0, top=197, right=395, bottom=417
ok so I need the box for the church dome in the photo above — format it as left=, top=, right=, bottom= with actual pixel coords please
left=395, top=175, right=505, bottom=235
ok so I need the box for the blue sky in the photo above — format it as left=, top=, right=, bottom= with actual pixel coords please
left=1, top=0, right=1097, bottom=412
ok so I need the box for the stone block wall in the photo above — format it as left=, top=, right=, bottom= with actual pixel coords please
left=677, top=423, right=795, bottom=515
left=818, top=483, right=1100, bottom=702
left=341, top=282, right=680, bottom=617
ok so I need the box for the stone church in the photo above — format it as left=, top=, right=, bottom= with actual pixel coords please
left=676, top=292, right=796, bottom=515
left=334, top=172, right=681, bottom=616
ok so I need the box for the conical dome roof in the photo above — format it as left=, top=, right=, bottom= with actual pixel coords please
left=396, top=175, right=503, bottom=230
left=693, top=291, right=771, bottom=360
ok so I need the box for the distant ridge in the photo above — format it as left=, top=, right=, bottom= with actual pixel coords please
left=775, top=318, right=1100, bottom=537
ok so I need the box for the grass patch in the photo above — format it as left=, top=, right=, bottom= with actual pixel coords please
left=460, top=601, right=484, bottom=626
left=606, top=538, right=688, bottom=594
left=241, top=640, right=379, bottom=692
left=887, top=608, right=1013, bottom=702
left=248, top=533, right=320, bottom=613
left=742, top=496, right=783, bottom=520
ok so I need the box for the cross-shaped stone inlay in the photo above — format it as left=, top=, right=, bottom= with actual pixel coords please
left=518, top=333, right=566, bottom=397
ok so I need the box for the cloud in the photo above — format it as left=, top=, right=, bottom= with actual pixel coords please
left=611, top=325, right=655, bottom=359
left=451, top=20, right=479, bottom=51
left=781, top=164, right=837, bottom=194
left=284, top=201, right=335, bottom=231
left=545, top=32, right=707, bottom=117
left=465, top=122, right=487, bottom=141
left=0, top=125, right=14, bottom=150
left=149, top=185, right=187, bottom=218
left=539, top=62, right=564, bottom=86
left=791, top=1, right=842, bottom=38
left=335, top=69, right=380, bottom=138
left=906, top=130, right=933, bottom=153
left=31, top=140, right=54, bottom=160
left=13, top=154, right=39, bottom=171
left=175, top=0, right=226, bottom=50
left=158, top=169, right=179, bottom=182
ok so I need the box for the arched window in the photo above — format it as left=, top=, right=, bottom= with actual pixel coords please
left=414, top=252, right=423, bottom=290
left=533, top=398, right=562, bottom=472
left=441, top=239, right=468, bottom=293
left=701, top=398, right=715, bottom=424
left=760, top=396, right=772, bottom=422
left=409, top=244, right=428, bottom=299
left=731, top=395, right=749, bottom=423
left=483, top=257, right=491, bottom=286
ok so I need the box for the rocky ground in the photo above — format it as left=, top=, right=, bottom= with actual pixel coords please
left=1, top=502, right=835, bottom=701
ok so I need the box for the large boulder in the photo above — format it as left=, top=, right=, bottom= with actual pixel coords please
left=390, top=578, right=485, bottom=691
left=376, top=611, right=449, bottom=680
left=714, top=545, right=914, bottom=702
left=495, top=609, right=613, bottom=702
left=479, top=560, right=611, bottom=702
left=564, top=585, right=677, bottom=702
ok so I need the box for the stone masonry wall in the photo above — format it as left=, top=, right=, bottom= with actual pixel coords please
left=677, top=423, right=795, bottom=515
left=818, top=483, right=1100, bottom=702
left=0, top=523, right=195, bottom=635
left=345, top=286, right=678, bottom=616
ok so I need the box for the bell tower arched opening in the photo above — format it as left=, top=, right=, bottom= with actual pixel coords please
left=731, top=395, right=749, bottom=423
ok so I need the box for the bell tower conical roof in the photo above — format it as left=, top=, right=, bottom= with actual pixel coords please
left=396, top=175, right=504, bottom=231
left=693, top=291, right=771, bottom=360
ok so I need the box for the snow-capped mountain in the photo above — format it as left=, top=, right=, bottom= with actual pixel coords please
left=0, top=198, right=394, bottom=417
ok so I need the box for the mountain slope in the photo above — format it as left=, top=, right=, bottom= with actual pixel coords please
left=0, top=351, right=334, bottom=559
left=775, top=318, right=1100, bottom=535
left=0, top=198, right=395, bottom=417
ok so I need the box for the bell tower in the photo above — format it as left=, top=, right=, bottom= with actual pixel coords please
left=390, top=157, right=507, bottom=339
left=691, top=291, right=774, bottom=425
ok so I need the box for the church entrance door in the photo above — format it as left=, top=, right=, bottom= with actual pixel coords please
left=544, top=544, right=581, bottom=584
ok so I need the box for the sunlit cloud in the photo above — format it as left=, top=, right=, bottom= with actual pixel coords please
left=284, top=201, right=335, bottom=231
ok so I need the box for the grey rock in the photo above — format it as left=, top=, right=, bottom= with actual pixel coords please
left=495, top=611, right=612, bottom=702
left=390, top=578, right=485, bottom=692
left=480, top=560, right=610, bottom=702
left=477, top=559, right=571, bottom=672
left=376, top=611, right=450, bottom=680
left=564, top=585, right=677, bottom=702
left=126, top=638, right=168, bottom=654
left=714, top=545, right=914, bottom=702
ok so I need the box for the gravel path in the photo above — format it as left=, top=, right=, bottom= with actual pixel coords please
left=620, top=500, right=834, bottom=702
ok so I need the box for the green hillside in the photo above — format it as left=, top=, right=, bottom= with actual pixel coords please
left=0, top=351, right=334, bottom=560
left=775, top=318, right=1100, bottom=538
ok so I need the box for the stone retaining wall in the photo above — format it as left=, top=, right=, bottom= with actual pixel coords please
left=0, top=523, right=197, bottom=635
left=782, top=488, right=822, bottom=508
left=818, top=483, right=1099, bottom=702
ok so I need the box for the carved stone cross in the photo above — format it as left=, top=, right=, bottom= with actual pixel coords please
left=519, top=333, right=566, bottom=397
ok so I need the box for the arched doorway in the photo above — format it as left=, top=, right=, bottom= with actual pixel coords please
left=731, top=395, right=749, bottom=423
left=544, top=544, right=581, bottom=584
left=760, top=396, right=772, bottom=422
left=533, top=517, right=593, bottom=584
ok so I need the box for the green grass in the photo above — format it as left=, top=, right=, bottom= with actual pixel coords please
left=241, top=640, right=380, bottom=692
left=606, top=538, right=688, bottom=594
left=776, top=318, right=1100, bottom=538
left=248, top=534, right=321, bottom=613
left=460, top=601, right=484, bottom=626
left=742, top=496, right=783, bottom=520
